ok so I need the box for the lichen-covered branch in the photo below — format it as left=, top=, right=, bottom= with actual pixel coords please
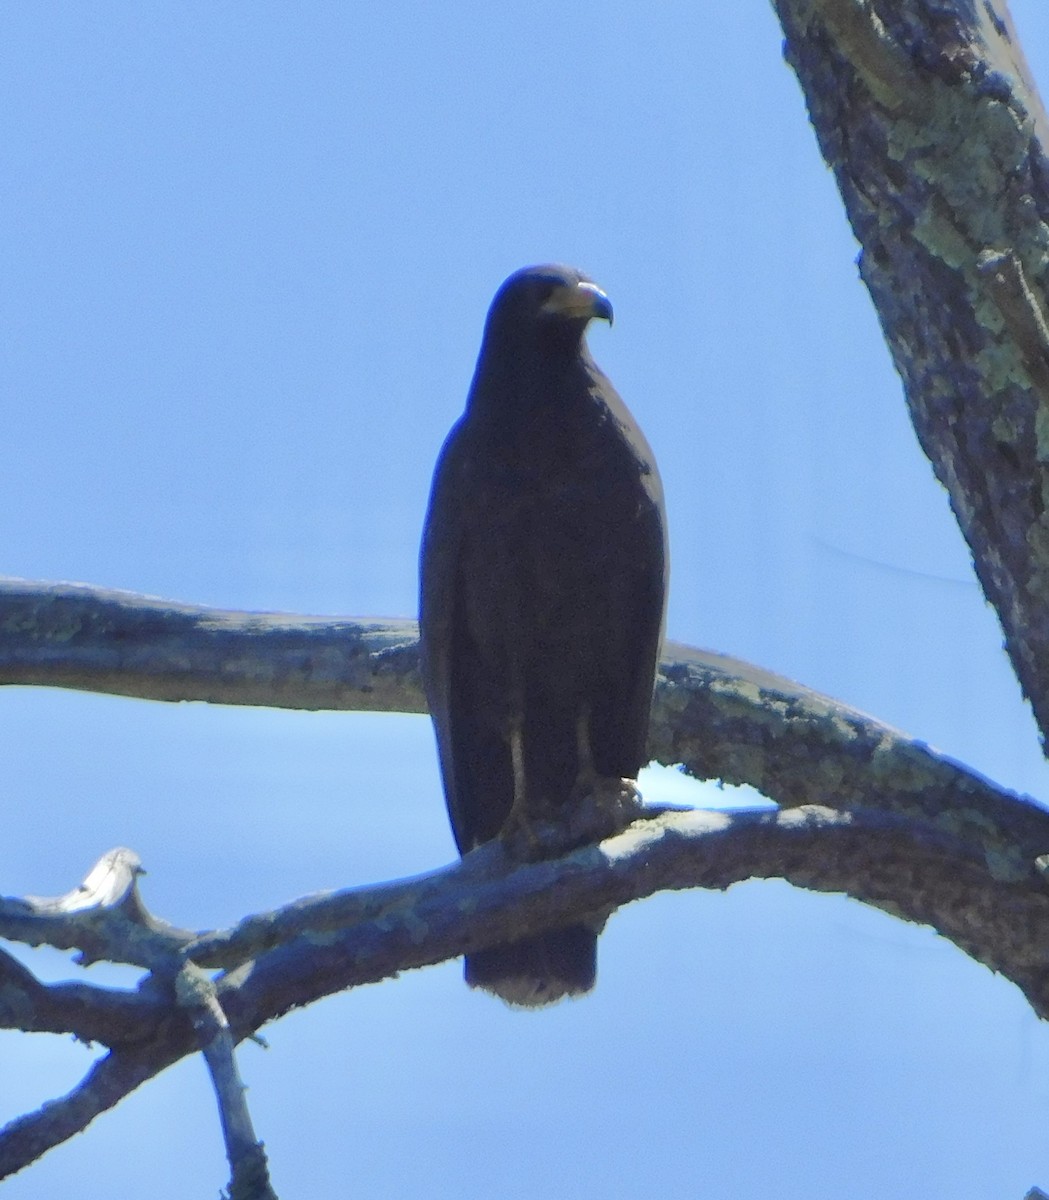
left=0, top=578, right=422, bottom=713
left=217, top=803, right=1049, bottom=1024
left=0, top=580, right=1037, bottom=851
left=649, top=644, right=1049, bottom=877
left=6, top=801, right=1049, bottom=1178
left=770, top=0, right=1049, bottom=743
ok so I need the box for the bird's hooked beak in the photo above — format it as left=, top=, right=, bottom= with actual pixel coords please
left=540, top=280, right=614, bottom=327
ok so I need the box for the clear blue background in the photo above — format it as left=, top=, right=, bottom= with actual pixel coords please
left=2, top=4, right=1049, bottom=1197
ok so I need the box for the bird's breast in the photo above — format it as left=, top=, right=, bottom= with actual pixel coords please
left=456, top=397, right=658, bottom=653
left=466, top=404, right=644, bottom=539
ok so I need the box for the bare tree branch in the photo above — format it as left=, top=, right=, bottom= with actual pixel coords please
left=177, top=963, right=277, bottom=1200
left=0, top=846, right=193, bottom=968
left=215, top=804, right=1049, bottom=1024
left=648, top=645, right=1049, bottom=870
left=0, top=945, right=163, bottom=1044
left=0, top=578, right=1038, bottom=846
left=0, top=1037, right=188, bottom=1180
left=6, top=799, right=1049, bottom=1178
left=0, top=577, right=421, bottom=712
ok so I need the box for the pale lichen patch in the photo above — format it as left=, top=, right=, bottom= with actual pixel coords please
left=598, top=809, right=731, bottom=863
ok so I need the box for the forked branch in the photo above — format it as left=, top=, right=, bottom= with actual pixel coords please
left=4, top=795, right=1049, bottom=1178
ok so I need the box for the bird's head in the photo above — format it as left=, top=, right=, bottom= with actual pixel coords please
left=483, top=265, right=613, bottom=355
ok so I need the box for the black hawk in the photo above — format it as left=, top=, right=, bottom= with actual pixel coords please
left=420, top=264, right=667, bottom=1007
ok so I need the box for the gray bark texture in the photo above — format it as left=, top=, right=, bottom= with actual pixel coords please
left=5, top=0, right=1049, bottom=1193
left=772, top=0, right=1049, bottom=738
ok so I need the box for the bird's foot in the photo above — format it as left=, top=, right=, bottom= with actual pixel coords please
left=499, top=779, right=645, bottom=863
left=499, top=801, right=600, bottom=863
left=498, top=803, right=551, bottom=862
left=564, top=775, right=644, bottom=845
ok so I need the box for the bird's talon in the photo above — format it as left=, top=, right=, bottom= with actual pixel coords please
left=499, top=806, right=544, bottom=861
left=567, top=775, right=644, bottom=843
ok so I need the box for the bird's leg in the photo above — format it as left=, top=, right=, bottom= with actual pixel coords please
left=574, top=708, right=599, bottom=795
left=568, top=709, right=644, bottom=844
left=510, top=722, right=528, bottom=819
left=498, top=721, right=543, bottom=860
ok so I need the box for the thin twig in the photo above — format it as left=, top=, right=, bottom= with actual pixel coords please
left=177, top=964, right=277, bottom=1200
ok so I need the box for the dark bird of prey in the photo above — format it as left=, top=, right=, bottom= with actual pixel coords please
left=420, top=264, right=667, bottom=1007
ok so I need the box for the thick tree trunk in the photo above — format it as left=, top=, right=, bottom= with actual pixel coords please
left=772, top=0, right=1049, bottom=744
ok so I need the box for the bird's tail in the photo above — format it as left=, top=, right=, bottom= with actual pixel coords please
left=465, top=924, right=597, bottom=1008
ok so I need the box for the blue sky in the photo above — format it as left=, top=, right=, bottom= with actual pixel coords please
left=3, top=4, right=1049, bottom=1197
